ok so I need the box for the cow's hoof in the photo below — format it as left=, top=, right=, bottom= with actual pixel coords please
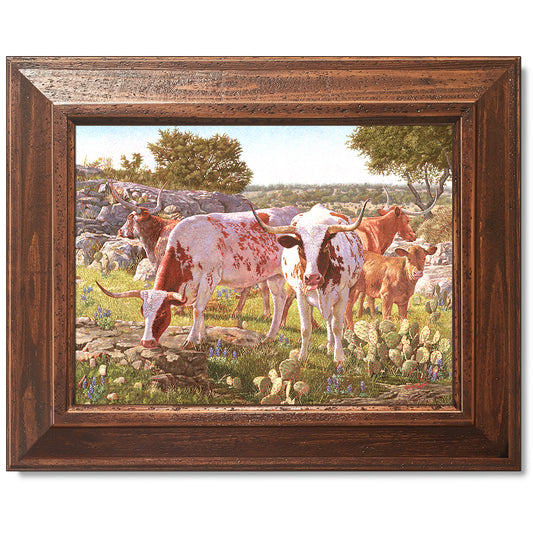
left=180, top=340, right=195, bottom=350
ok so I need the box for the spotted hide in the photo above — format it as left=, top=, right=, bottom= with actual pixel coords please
left=252, top=202, right=368, bottom=363
left=98, top=206, right=299, bottom=348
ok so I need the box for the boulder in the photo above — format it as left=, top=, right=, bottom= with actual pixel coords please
left=90, top=238, right=145, bottom=271
left=133, top=258, right=156, bottom=282
left=75, top=232, right=113, bottom=265
left=96, top=204, right=131, bottom=226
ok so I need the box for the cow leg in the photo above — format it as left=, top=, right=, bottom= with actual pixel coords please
left=397, top=302, right=408, bottom=319
left=185, top=277, right=218, bottom=346
left=295, top=292, right=313, bottom=362
left=331, top=292, right=350, bottom=362
left=259, top=281, right=271, bottom=318
left=264, top=275, right=287, bottom=340
left=326, top=314, right=334, bottom=355
left=381, top=293, right=393, bottom=320
left=344, top=286, right=357, bottom=329
left=231, top=287, right=250, bottom=317
left=367, top=296, right=376, bottom=318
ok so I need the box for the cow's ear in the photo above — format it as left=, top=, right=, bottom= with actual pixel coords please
left=138, top=208, right=151, bottom=221
left=394, top=206, right=401, bottom=216
left=395, top=248, right=409, bottom=257
left=277, top=235, right=301, bottom=248
left=425, top=246, right=438, bottom=256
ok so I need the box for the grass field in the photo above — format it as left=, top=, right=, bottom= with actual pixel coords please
left=76, top=266, right=453, bottom=406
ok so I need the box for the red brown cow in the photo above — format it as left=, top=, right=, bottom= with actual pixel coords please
left=111, top=180, right=272, bottom=317
left=344, top=189, right=438, bottom=328
left=349, top=245, right=437, bottom=320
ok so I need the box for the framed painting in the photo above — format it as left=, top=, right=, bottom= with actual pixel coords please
left=6, top=56, right=520, bottom=470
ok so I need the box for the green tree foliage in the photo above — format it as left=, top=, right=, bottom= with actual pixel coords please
left=147, top=129, right=253, bottom=193
left=115, top=153, right=153, bottom=183
left=346, top=126, right=453, bottom=215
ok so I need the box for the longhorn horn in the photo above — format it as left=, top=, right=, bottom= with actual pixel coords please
left=147, top=181, right=168, bottom=214
left=401, top=191, right=439, bottom=216
left=249, top=202, right=296, bottom=235
left=328, top=199, right=370, bottom=234
left=167, top=282, right=188, bottom=305
left=383, top=187, right=391, bottom=210
left=96, top=281, right=142, bottom=299
left=109, top=179, right=142, bottom=214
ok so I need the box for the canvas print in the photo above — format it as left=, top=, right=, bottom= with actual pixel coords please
left=75, top=125, right=453, bottom=406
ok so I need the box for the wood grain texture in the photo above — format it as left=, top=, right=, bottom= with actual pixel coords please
left=6, top=57, right=520, bottom=470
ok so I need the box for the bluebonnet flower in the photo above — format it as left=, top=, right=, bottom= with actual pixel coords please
left=360, top=381, right=366, bottom=392
left=100, top=375, right=105, bottom=385
left=223, top=348, right=227, bottom=357
left=347, top=384, right=353, bottom=393
left=217, top=290, right=222, bottom=298
left=327, top=377, right=332, bottom=385
left=285, top=338, right=290, bottom=346
left=83, top=286, right=87, bottom=293
left=87, top=390, right=92, bottom=400
left=225, top=292, right=229, bottom=300
left=217, top=339, right=222, bottom=348
left=232, top=351, right=237, bottom=359
left=94, top=311, right=99, bottom=319
left=82, top=378, right=87, bottom=389
left=209, top=347, right=214, bottom=357
left=215, top=347, right=220, bottom=357
left=87, top=286, right=93, bottom=293
left=279, top=334, right=283, bottom=342
left=336, top=364, right=343, bottom=374
left=81, top=293, right=86, bottom=301
left=326, top=385, right=331, bottom=393
left=92, top=377, right=97, bottom=387
left=437, top=357, right=443, bottom=368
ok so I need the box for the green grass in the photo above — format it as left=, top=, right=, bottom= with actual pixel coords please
left=76, top=266, right=453, bottom=405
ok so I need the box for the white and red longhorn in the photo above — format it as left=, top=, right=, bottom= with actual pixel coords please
left=252, top=201, right=369, bottom=363
left=97, top=206, right=299, bottom=348
left=111, top=180, right=273, bottom=318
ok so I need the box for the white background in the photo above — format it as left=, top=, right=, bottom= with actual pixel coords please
left=0, top=2, right=530, bottom=531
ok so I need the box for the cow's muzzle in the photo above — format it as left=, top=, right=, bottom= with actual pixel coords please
left=140, top=339, right=158, bottom=348
left=304, top=274, right=322, bottom=290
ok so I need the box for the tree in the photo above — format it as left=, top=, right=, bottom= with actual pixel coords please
left=147, top=128, right=253, bottom=193
left=116, top=153, right=153, bottom=183
left=346, top=125, right=453, bottom=217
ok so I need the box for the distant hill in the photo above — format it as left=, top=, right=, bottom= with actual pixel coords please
left=243, top=183, right=452, bottom=217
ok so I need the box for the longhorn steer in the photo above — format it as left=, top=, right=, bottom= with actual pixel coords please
left=345, top=189, right=438, bottom=329
left=111, top=180, right=273, bottom=317
left=351, top=245, right=437, bottom=320
left=252, top=202, right=368, bottom=363
left=97, top=206, right=299, bottom=348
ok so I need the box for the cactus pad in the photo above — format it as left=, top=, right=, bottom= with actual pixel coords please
left=354, top=321, right=370, bottom=343
left=384, top=331, right=401, bottom=348
left=419, top=325, right=431, bottom=344
left=260, top=393, right=282, bottom=405
left=389, top=348, right=403, bottom=368
left=293, top=381, right=310, bottom=397
left=401, top=360, right=418, bottom=376
left=368, top=326, right=379, bottom=345
left=398, top=319, right=410, bottom=336
left=409, top=321, right=420, bottom=338
left=270, top=377, right=284, bottom=395
left=415, top=346, right=430, bottom=364
left=430, top=350, right=443, bottom=365
left=379, top=320, right=396, bottom=335
left=439, top=338, right=452, bottom=354
left=279, top=359, right=301, bottom=381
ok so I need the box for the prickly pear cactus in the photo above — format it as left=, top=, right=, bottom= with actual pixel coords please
left=279, top=359, right=301, bottom=381
left=430, top=350, right=443, bottom=365
left=379, top=320, right=396, bottom=335
left=261, top=393, right=282, bottom=405
left=384, top=331, right=401, bottom=348
left=368, top=326, right=379, bottom=345
left=398, top=319, right=410, bottom=336
left=429, top=311, right=441, bottom=323
left=354, top=321, right=370, bottom=343
left=415, top=346, right=430, bottom=364
left=432, top=330, right=441, bottom=344
left=439, top=338, right=452, bottom=355
left=253, top=376, right=271, bottom=397
left=409, top=321, right=420, bottom=338
left=419, top=325, right=431, bottom=344
left=293, top=381, right=310, bottom=397
left=270, top=377, right=284, bottom=395
left=389, top=348, right=403, bottom=368
left=401, top=360, right=418, bottom=376
left=376, top=342, right=388, bottom=360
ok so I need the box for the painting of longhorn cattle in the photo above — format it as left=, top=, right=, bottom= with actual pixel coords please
left=75, top=125, right=454, bottom=406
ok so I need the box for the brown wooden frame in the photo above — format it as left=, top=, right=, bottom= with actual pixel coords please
left=6, top=57, right=520, bottom=470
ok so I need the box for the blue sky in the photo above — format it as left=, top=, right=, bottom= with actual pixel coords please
left=76, top=125, right=398, bottom=186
